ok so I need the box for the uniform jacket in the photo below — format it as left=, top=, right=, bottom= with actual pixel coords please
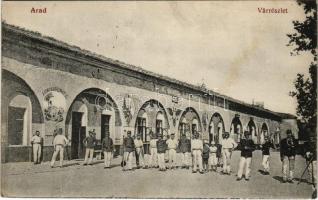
left=101, top=137, right=113, bottom=152
left=238, top=139, right=255, bottom=158
left=202, top=144, right=210, bottom=159
left=123, top=137, right=135, bottom=152
left=83, top=136, right=97, bottom=149
left=262, top=141, right=272, bottom=155
left=280, top=137, right=298, bottom=158
left=178, top=138, right=191, bottom=153
left=157, top=139, right=167, bottom=153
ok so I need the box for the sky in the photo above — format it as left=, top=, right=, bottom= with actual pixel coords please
left=2, top=1, right=313, bottom=115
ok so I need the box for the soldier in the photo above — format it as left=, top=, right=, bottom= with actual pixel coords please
left=209, top=141, right=218, bottom=172
left=191, top=132, right=203, bottom=174
left=101, top=131, right=113, bottom=169
left=304, top=132, right=316, bottom=193
left=166, top=133, right=178, bottom=169
left=202, top=140, right=210, bottom=173
left=50, top=128, right=68, bottom=168
left=134, top=134, right=145, bottom=169
left=123, top=131, right=135, bottom=171
left=261, top=136, right=273, bottom=175
left=220, top=132, right=237, bottom=175
left=178, top=133, right=191, bottom=169
left=30, top=130, right=43, bottom=164
left=157, top=134, right=167, bottom=171
left=83, top=130, right=97, bottom=165
left=236, top=131, right=255, bottom=181
left=148, top=132, right=158, bottom=168
left=280, top=129, right=298, bottom=183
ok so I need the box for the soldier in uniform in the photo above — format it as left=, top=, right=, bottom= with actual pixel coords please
left=101, top=131, right=113, bottom=169
left=202, top=140, right=210, bottom=173
left=83, top=130, right=97, bottom=165
left=123, top=131, right=135, bottom=171
left=220, top=132, right=237, bottom=175
left=50, top=128, right=69, bottom=168
left=157, top=134, right=167, bottom=171
left=261, top=136, right=273, bottom=175
left=134, top=134, right=145, bottom=169
left=30, top=130, right=43, bottom=164
left=209, top=141, right=218, bottom=172
left=280, top=129, right=298, bottom=183
left=148, top=132, right=158, bottom=168
left=178, top=133, right=191, bottom=169
left=166, top=133, right=178, bottom=169
left=304, top=131, right=317, bottom=195
left=236, top=131, right=255, bottom=181
left=191, top=132, right=203, bottom=174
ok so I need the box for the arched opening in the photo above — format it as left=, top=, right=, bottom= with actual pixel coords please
left=2, top=69, right=44, bottom=162
left=209, top=113, right=225, bottom=144
left=246, top=119, right=257, bottom=143
left=230, top=115, right=243, bottom=143
left=260, top=123, right=269, bottom=144
left=8, top=95, right=32, bottom=146
left=134, top=99, right=169, bottom=154
left=65, top=88, right=121, bottom=159
left=178, top=107, right=202, bottom=139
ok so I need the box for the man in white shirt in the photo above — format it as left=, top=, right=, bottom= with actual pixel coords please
left=191, top=132, right=204, bottom=174
left=220, top=132, right=237, bottom=174
left=50, top=128, right=69, bottom=168
left=30, top=130, right=43, bottom=164
left=148, top=133, right=158, bottom=168
left=134, top=134, right=145, bottom=169
left=166, top=133, right=178, bottom=169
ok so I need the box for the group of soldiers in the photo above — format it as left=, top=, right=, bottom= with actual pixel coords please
left=31, top=128, right=316, bottom=192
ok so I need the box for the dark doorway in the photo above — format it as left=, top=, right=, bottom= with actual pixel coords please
left=101, top=115, right=110, bottom=142
left=8, top=106, right=25, bottom=145
left=71, top=112, right=86, bottom=159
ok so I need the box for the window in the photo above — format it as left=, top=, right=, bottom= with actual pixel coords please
left=156, top=119, right=163, bottom=136
left=192, top=124, right=197, bottom=136
left=137, top=117, right=147, bottom=142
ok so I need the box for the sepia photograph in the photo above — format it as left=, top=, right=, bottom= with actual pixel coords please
left=1, top=0, right=317, bottom=199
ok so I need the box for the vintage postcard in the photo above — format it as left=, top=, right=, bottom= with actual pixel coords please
left=1, top=0, right=317, bottom=198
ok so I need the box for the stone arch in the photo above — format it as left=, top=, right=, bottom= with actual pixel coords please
left=246, top=118, right=258, bottom=143
left=259, top=122, right=269, bottom=144
left=1, top=69, right=44, bottom=162
left=208, top=112, right=225, bottom=144
left=178, top=107, right=202, bottom=139
left=134, top=99, right=170, bottom=140
left=230, top=115, right=243, bottom=143
left=65, top=88, right=122, bottom=159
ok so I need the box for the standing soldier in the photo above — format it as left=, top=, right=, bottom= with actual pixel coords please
left=178, top=133, right=191, bottom=169
left=50, top=128, right=69, bottom=168
left=209, top=141, right=218, bottom=172
left=166, top=133, right=178, bottom=169
left=202, top=140, right=210, bottom=173
left=101, top=131, right=113, bottom=169
left=83, top=130, right=97, bottom=166
left=304, top=131, right=316, bottom=196
left=280, top=129, right=298, bottom=183
left=157, top=134, right=167, bottom=171
left=134, top=134, right=145, bottom=169
left=236, top=131, right=255, bottom=181
left=123, top=131, right=135, bottom=171
left=191, top=132, right=203, bottom=174
left=261, top=136, right=272, bottom=175
left=148, top=132, right=158, bottom=168
left=220, top=132, right=237, bottom=175
left=30, top=130, right=43, bottom=164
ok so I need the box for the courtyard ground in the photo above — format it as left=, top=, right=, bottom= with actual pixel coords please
left=1, top=151, right=314, bottom=198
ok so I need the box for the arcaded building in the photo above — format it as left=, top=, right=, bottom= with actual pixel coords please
left=1, top=23, right=298, bottom=162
